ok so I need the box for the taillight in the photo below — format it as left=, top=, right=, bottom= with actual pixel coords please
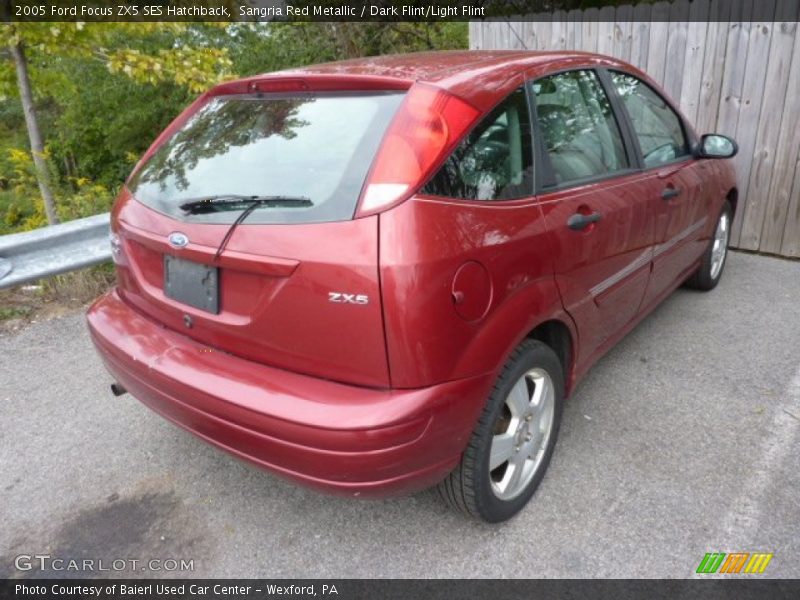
left=356, top=84, right=480, bottom=217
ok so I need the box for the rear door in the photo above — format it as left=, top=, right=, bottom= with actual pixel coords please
left=606, top=70, right=709, bottom=305
left=379, top=86, right=549, bottom=388
left=531, top=69, right=657, bottom=358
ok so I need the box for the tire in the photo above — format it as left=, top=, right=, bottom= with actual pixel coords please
left=685, top=201, right=732, bottom=291
left=437, top=339, right=564, bottom=522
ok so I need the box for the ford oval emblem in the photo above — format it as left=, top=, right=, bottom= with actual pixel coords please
left=168, top=232, right=189, bottom=248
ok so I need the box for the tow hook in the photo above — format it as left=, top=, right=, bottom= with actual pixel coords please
left=110, top=383, right=128, bottom=397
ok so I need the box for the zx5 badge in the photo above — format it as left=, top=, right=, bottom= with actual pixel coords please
left=328, top=292, right=369, bottom=305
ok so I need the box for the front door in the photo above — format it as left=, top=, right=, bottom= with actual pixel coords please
left=606, top=70, right=709, bottom=306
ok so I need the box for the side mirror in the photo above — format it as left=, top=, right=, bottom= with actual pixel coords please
left=697, top=134, right=738, bottom=159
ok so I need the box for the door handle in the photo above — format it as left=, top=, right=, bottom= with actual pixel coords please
left=567, top=212, right=602, bottom=231
left=661, top=187, right=682, bottom=200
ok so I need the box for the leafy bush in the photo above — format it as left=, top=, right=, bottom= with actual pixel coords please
left=4, top=201, right=22, bottom=227
left=0, top=147, right=115, bottom=233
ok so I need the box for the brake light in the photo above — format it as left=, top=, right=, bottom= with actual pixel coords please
left=357, top=84, right=480, bottom=217
left=248, top=78, right=310, bottom=93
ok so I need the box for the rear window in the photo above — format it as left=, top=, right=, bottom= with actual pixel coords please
left=127, top=91, right=404, bottom=224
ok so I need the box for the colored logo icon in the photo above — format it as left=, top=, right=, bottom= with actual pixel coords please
left=696, top=552, right=774, bottom=574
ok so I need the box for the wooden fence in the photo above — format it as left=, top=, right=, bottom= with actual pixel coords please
left=470, top=0, right=800, bottom=257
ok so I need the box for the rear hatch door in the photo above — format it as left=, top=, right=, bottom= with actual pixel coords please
left=113, top=87, right=404, bottom=387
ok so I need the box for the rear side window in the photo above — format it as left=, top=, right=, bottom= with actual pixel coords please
left=533, top=69, right=628, bottom=187
left=128, top=92, right=404, bottom=224
left=422, top=88, right=533, bottom=201
left=609, top=71, right=689, bottom=168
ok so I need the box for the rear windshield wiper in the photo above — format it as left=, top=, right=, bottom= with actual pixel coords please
left=176, top=195, right=313, bottom=261
left=179, top=194, right=312, bottom=215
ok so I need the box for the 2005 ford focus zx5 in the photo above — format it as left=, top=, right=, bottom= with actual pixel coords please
left=87, top=51, right=738, bottom=522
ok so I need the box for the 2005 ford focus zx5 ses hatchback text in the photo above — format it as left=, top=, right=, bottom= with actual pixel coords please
left=87, top=51, right=738, bottom=522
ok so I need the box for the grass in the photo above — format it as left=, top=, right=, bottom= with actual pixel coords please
left=0, top=305, right=32, bottom=320
left=0, top=263, right=115, bottom=333
left=41, top=262, right=116, bottom=303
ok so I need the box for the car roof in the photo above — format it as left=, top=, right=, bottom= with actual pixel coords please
left=272, top=50, right=636, bottom=110
left=280, top=50, right=537, bottom=81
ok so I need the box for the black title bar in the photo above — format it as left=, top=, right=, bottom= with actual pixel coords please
left=3, top=0, right=799, bottom=23
left=3, top=579, right=800, bottom=600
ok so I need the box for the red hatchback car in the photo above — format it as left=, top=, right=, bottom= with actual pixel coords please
left=87, top=51, right=737, bottom=522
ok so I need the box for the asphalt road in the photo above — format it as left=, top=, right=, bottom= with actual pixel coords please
left=1, top=251, right=798, bottom=579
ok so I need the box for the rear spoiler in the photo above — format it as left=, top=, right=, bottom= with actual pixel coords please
left=212, top=73, right=413, bottom=95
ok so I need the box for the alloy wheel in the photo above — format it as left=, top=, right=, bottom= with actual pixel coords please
left=489, top=368, right=555, bottom=500
left=710, top=212, right=729, bottom=280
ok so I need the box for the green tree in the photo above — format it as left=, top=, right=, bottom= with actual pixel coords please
left=231, top=22, right=467, bottom=72
left=1, top=22, right=233, bottom=224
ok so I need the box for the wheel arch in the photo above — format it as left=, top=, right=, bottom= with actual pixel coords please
left=726, top=187, right=738, bottom=217
left=450, top=277, right=578, bottom=390
left=524, top=319, right=575, bottom=396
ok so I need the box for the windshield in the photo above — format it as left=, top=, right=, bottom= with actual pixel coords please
left=127, top=91, right=404, bottom=224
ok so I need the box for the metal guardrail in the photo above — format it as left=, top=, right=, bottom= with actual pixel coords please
left=0, top=213, right=111, bottom=290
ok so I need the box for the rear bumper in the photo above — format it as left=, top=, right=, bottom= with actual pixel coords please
left=86, top=289, right=494, bottom=497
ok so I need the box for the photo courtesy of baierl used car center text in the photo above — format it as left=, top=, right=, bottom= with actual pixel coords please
left=1, top=0, right=799, bottom=598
